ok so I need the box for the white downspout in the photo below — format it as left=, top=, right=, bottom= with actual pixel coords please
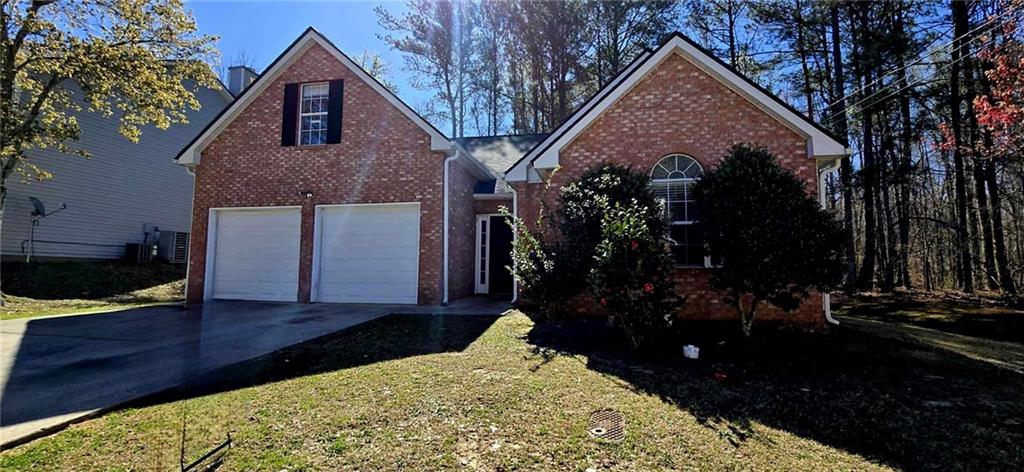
left=818, top=158, right=841, bottom=325
left=509, top=185, right=519, bottom=304
left=442, top=154, right=457, bottom=306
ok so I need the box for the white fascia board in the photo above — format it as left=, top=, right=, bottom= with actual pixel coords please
left=177, top=37, right=316, bottom=166
left=508, top=36, right=847, bottom=179
left=473, top=193, right=513, bottom=200
left=310, top=33, right=451, bottom=153
left=177, top=29, right=450, bottom=167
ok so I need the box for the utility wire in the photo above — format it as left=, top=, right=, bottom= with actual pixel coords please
left=823, top=3, right=1021, bottom=111
left=824, top=10, right=1021, bottom=123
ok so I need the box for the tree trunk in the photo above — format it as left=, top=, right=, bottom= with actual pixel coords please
left=986, top=160, right=1016, bottom=293
left=830, top=5, right=857, bottom=289
left=736, top=295, right=758, bottom=338
left=950, top=0, right=974, bottom=292
left=727, top=1, right=738, bottom=67
left=895, top=19, right=914, bottom=289
left=795, top=0, right=814, bottom=115
left=856, top=42, right=878, bottom=290
left=879, top=132, right=897, bottom=292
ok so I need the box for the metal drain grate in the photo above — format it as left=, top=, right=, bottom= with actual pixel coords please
left=588, top=409, right=625, bottom=442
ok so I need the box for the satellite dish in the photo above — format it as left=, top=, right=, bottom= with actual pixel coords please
left=29, top=197, right=46, bottom=216
left=25, top=197, right=67, bottom=263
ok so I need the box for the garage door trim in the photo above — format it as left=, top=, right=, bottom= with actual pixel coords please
left=203, top=206, right=302, bottom=301
left=311, top=202, right=421, bottom=303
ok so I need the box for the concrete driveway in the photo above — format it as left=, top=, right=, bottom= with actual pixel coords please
left=0, top=300, right=506, bottom=448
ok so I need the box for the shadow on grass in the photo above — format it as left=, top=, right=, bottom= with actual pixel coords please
left=126, top=314, right=499, bottom=411
left=524, top=316, right=1024, bottom=471
left=1, top=261, right=184, bottom=300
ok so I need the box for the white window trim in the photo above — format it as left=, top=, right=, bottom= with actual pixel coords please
left=298, top=82, right=329, bottom=145
left=650, top=155, right=711, bottom=269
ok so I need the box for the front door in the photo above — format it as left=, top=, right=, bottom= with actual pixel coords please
left=475, top=215, right=514, bottom=296
left=487, top=215, right=514, bottom=295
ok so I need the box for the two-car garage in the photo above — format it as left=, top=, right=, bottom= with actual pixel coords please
left=204, top=203, right=421, bottom=304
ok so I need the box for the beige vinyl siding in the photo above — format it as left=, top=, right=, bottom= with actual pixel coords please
left=1, top=82, right=229, bottom=260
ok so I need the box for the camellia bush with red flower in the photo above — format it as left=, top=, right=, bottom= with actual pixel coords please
left=506, top=163, right=679, bottom=349
left=588, top=202, right=679, bottom=349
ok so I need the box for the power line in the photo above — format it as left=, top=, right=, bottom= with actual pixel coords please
left=824, top=3, right=1022, bottom=111
left=824, top=10, right=1020, bottom=123
left=825, top=44, right=971, bottom=124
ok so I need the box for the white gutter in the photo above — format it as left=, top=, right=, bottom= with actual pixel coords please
left=509, top=185, right=519, bottom=304
left=817, top=157, right=842, bottom=325
left=442, top=154, right=458, bottom=306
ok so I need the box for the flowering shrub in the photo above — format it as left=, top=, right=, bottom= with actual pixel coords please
left=588, top=202, right=679, bottom=349
left=506, top=163, right=679, bottom=348
left=558, top=164, right=660, bottom=296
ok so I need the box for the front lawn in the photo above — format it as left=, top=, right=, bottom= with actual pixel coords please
left=2, top=312, right=1021, bottom=471
left=0, top=261, right=184, bottom=320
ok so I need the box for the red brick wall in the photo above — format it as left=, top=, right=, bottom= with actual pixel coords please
left=474, top=198, right=511, bottom=216
left=447, top=161, right=478, bottom=301
left=514, top=52, right=824, bottom=325
left=674, top=270, right=823, bottom=326
left=187, top=43, right=446, bottom=304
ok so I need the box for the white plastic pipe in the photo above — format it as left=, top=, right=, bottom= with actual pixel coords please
left=442, top=154, right=457, bottom=306
left=818, top=158, right=842, bottom=325
left=509, top=185, right=519, bottom=304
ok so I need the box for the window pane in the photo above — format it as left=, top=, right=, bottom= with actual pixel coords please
left=302, top=83, right=328, bottom=98
left=669, top=224, right=706, bottom=266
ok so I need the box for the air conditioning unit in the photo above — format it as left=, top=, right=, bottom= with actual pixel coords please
left=158, top=231, right=190, bottom=263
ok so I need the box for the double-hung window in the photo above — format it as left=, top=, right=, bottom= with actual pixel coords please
left=299, top=82, right=329, bottom=145
left=650, top=154, right=708, bottom=267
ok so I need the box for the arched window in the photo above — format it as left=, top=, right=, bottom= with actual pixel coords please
left=650, top=154, right=707, bottom=266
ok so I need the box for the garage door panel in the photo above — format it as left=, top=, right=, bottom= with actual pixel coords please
left=321, top=256, right=417, bottom=268
left=320, top=233, right=418, bottom=249
left=320, top=268, right=417, bottom=284
left=316, top=204, right=420, bottom=304
left=318, top=283, right=419, bottom=304
left=211, top=208, right=300, bottom=302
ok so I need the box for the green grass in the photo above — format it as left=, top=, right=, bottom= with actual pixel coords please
left=2, top=311, right=1021, bottom=471
left=0, top=261, right=184, bottom=320
left=834, top=291, right=1024, bottom=343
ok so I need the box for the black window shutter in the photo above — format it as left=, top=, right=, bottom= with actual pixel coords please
left=326, top=79, right=344, bottom=144
left=281, top=83, right=299, bottom=146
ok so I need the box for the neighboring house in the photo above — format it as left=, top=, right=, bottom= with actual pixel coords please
left=176, top=28, right=847, bottom=325
left=2, top=75, right=235, bottom=262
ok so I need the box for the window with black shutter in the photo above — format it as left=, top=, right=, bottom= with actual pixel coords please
left=281, top=79, right=344, bottom=146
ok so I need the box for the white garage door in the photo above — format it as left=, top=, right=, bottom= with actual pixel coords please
left=210, top=208, right=301, bottom=302
left=314, top=203, right=420, bottom=304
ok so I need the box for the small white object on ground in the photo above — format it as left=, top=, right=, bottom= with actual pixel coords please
left=683, top=344, right=700, bottom=359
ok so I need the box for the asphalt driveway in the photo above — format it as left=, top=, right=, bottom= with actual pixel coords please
left=0, top=301, right=473, bottom=447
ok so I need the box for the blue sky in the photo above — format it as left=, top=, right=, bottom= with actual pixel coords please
left=188, top=1, right=429, bottom=104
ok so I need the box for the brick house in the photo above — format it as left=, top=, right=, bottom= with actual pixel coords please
left=176, top=29, right=848, bottom=324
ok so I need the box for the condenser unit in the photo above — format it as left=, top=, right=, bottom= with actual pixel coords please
left=158, top=231, right=190, bottom=264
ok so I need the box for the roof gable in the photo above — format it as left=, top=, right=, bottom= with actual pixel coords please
left=176, top=27, right=451, bottom=165
left=506, top=32, right=849, bottom=182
